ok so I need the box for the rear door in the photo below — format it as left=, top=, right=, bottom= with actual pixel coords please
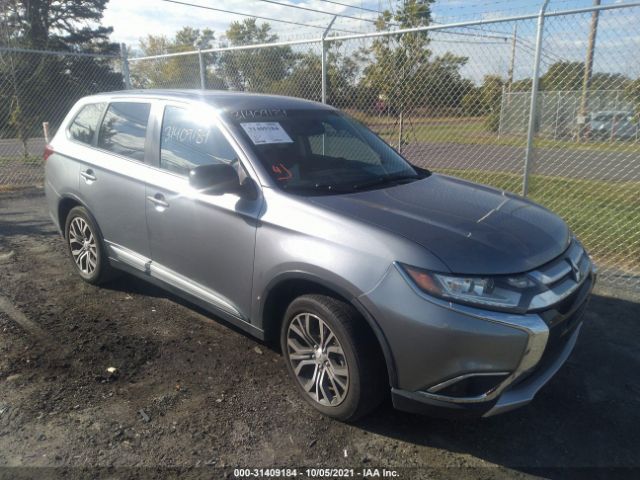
left=144, top=102, right=262, bottom=321
left=78, top=100, right=153, bottom=266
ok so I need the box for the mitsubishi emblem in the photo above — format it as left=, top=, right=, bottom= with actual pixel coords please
left=569, top=259, right=581, bottom=282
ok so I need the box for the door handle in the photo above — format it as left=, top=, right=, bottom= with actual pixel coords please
left=80, top=169, right=96, bottom=182
left=146, top=193, right=170, bottom=209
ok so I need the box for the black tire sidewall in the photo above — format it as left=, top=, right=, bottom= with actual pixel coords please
left=280, top=295, right=366, bottom=421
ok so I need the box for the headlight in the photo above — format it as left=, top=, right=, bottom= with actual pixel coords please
left=400, top=264, right=540, bottom=311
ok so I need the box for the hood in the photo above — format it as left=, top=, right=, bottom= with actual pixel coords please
left=309, top=174, right=570, bottom=275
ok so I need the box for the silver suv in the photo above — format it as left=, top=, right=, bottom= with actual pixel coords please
left=45, top=90, right=595, bottom=421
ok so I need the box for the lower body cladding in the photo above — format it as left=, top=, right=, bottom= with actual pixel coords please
left=359, top=264, right=595, bottom=418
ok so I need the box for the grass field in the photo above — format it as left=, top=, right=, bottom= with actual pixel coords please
left=437, top=168, right=640, bottom=276
left=361, top=114, right=640, bottom=154
left=0, top=155, right=41, bottom=165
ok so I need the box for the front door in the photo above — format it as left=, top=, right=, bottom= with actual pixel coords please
left=144, top=104, right=262, bottom=321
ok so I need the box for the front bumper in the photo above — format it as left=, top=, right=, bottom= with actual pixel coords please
left=391, top=321, right=583, bottom=418
left=360, top=256, right=594, bottom=418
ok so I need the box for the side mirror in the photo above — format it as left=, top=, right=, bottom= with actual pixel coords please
left=189, top=163, right=240, bottom=195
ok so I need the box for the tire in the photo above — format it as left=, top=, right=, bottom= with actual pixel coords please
left=280, top=294, right=386, bottom=421
left=64, top=206, right=116, bottom=285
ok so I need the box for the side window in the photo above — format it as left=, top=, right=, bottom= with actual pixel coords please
left=68, top=103, right=105, bottom=145
left=97, top=102, right=151, bottom=161
left=160, top=106, right=238, bottom=176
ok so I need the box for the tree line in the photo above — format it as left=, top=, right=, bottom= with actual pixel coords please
left=2, top=0, right=639, bottom=153
left=0, top=0, right=123, bottom=153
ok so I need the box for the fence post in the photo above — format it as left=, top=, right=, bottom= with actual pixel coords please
left=321, top=16, right=337, bottom=104
left=42, top=122, right=50, bottom=144
left=120, top=43, right=131, bottom=89
left=498, top=85, right=506, bottom=138
left=198, top=48, right=206, bottom=90
left=522, top=0, right=550, bottom=197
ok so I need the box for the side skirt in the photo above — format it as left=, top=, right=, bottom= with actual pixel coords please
left=108, top=258, right=265, bottom=341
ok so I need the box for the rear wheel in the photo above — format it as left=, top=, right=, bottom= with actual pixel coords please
left=64, top=206, right=116, bottom=285
left=281, top=294, right=386, bottom=421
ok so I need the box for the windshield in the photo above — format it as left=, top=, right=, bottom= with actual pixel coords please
left=226, top=109, right=425, bottom=194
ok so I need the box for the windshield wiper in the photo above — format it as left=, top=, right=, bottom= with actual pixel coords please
left=282, top=183, right=350, bottom=195
left=351, top=174, right=420, bottom=191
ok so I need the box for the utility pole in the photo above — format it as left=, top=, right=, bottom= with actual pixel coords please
left=120, top=43, right=131, bottom=90
left=321, top=16, right=337, bottom=104
left=578, top=0, right=601, bottom=139
left=507, top=24, right=518, bottom=96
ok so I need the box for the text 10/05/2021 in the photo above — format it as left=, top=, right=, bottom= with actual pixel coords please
left=234, top=468, right=400, bottom=478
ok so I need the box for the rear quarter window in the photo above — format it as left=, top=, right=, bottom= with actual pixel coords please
left=68, top=103, right=106, bottom=145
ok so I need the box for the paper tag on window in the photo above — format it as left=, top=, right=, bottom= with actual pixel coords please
left=240, top=122, right=293, bottom=145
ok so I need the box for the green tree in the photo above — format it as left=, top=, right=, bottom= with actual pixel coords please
left=217, top=19, right=296, bottom=93
left=590, top=72, right=629, bottom=91
left=1, top=0, right=121, bottom=153
left=359, top=0, right=435, bottom=114
left=132, top=27, right=222, bottom=89
left=463, top=75, right=504, bottom=131
left=540, top=61, right=584, bottom=91
left=413, top=52, right=471, bottom=111
left=271, top=43, right=359, bottom=106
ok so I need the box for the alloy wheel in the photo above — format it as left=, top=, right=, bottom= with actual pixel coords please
left=68, top=216, right=98, bottom=275
left=286, top=312, right=350, bottom=406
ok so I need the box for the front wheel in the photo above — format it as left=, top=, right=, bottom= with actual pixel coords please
left=281, top=295, right=386, bottom=421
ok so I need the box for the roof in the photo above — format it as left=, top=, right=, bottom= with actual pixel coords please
left=89, top=89, right=334, bottom=113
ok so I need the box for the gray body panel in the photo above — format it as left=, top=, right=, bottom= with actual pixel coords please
left=45, top=89, right=594, bottom=417
left=144, top=173, right=261, bottom=320
left=309, top=174, right=570, bottom=275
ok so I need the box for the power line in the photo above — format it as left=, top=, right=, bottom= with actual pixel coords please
left=314, top=0, right=383, bottom=14
left=435, top=27, right=508, bottom=41
left=254, top=0, right=380, bottom=24
left=158, top=0, right=361, bottom=34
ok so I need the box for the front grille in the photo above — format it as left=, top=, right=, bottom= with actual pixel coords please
left=514, top=273, right=592, bottom=387
left=528, top=239, right=592, bottom=311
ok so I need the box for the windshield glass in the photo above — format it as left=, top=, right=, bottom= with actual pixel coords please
left=226, top=109, right=424, bottom=194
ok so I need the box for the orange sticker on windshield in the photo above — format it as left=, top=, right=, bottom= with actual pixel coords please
left=271, top=163, right=292, bottom=181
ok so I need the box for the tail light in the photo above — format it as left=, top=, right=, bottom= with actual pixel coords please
left=43, top=144, right=54, bottom=162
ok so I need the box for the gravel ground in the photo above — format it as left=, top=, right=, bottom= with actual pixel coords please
left=0, top=189, right=639, bottom=480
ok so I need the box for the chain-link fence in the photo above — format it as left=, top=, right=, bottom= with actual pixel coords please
left=1, top=2, right=639, bottom=289
left=0, top=47, right=124, bottom=187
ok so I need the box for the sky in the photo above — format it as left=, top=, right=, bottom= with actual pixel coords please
left=101, top=0, right=640, bottom=83
left=102, top=0, right=633, bottom=47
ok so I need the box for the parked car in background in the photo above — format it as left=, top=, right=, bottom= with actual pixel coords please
left=45, top=90, right=595, bottom=421
left=589, top=110, right=637, bottom=141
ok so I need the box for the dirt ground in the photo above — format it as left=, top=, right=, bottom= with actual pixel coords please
left=0, top=189, right=639, bottom=480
